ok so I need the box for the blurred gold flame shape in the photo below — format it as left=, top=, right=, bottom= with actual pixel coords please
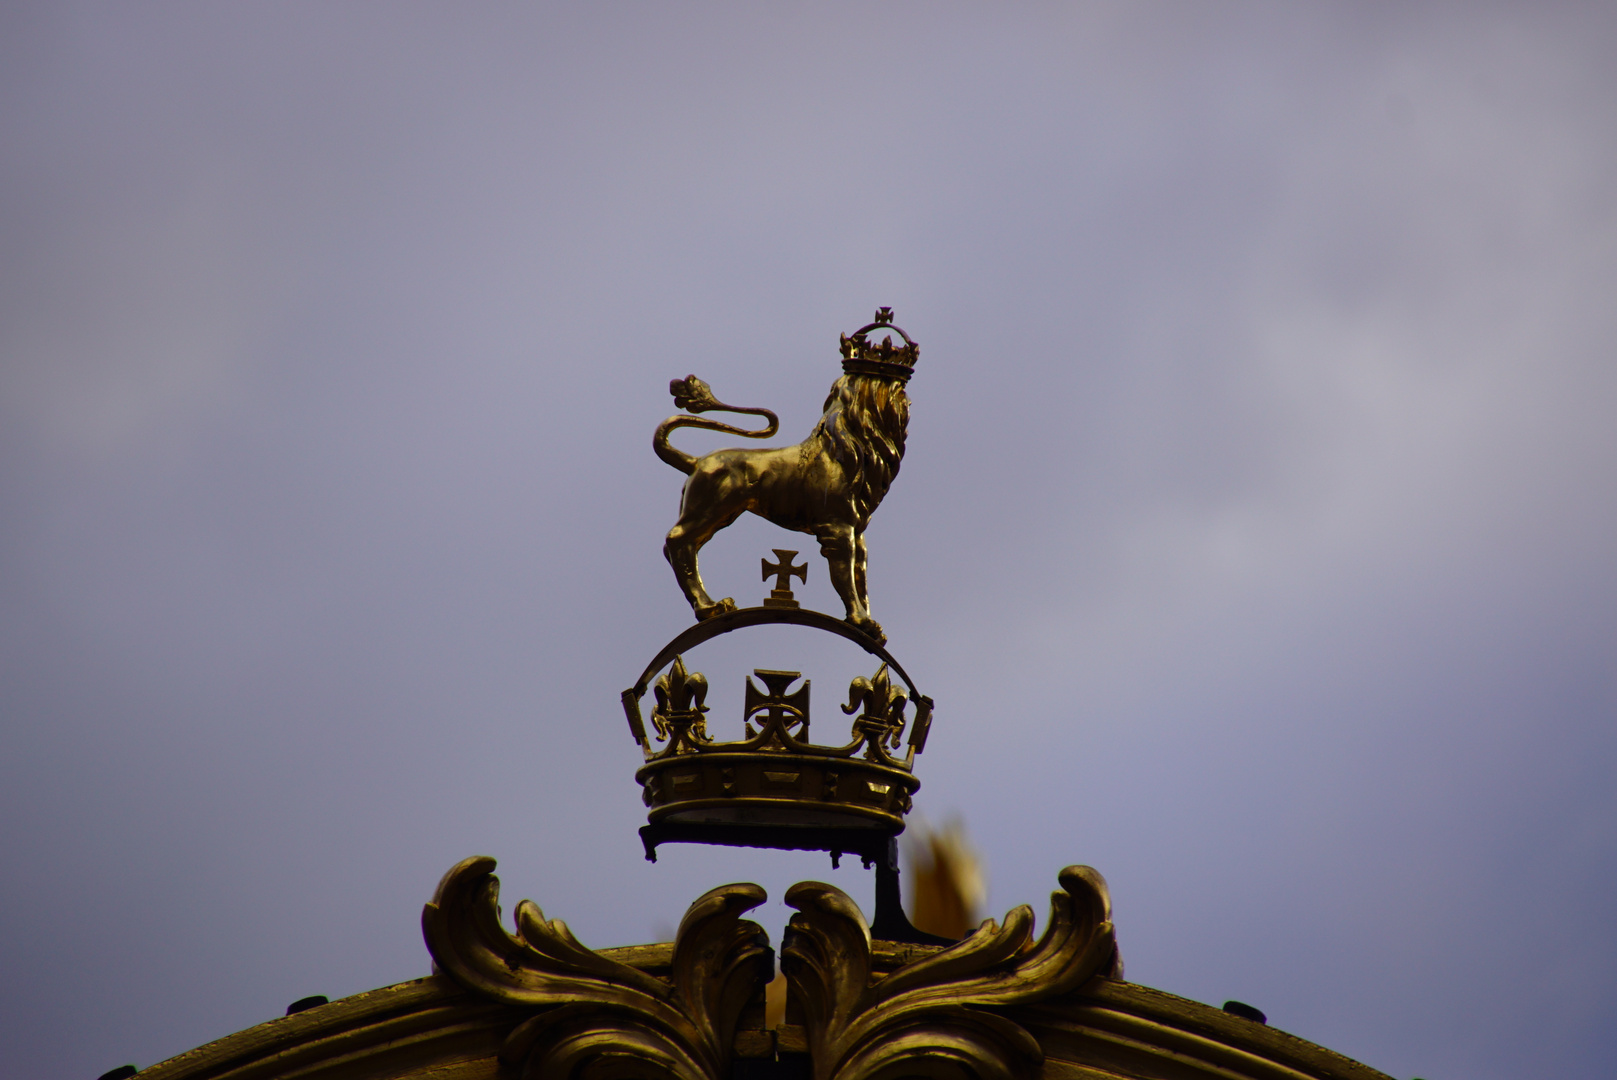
left=905, top=818, right=987, bottom=940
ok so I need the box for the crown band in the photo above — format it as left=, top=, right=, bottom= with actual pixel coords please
left=842, top=358, right=915, bottom=383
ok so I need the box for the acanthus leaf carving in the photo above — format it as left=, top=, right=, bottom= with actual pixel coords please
left=781, top=866, right=1119, bottom=1080
left=422, top=855, right=773, bottom=1080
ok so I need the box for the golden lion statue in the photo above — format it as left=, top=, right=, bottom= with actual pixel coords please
left=653, top=311, right=917, bottom=644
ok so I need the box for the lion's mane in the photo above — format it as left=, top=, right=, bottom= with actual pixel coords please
left=813, top=374, right=910, bottom=524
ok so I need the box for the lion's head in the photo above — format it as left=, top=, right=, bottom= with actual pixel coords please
left=815, top=373, right=910, bottom=524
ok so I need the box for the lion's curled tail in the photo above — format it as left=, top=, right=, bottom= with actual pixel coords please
left=653, top=375, right=780, bottom=475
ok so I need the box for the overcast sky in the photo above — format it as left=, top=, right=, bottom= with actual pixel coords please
left=3, top=4, right=1615, bottom=1079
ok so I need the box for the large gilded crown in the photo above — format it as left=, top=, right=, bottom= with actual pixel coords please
left=621, top=603, right=933, bottom=866
left=840, top=306, right=919, bottom=382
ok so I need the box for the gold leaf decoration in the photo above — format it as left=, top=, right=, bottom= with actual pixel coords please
left=781, top=866, right=1119, bottom=1080
left=422, top=856, right=773, bottom=1080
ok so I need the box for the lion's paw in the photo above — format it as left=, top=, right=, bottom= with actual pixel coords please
left=847, top=617, right=886, bottom=646
left=696, top=598, right=737, bottom=621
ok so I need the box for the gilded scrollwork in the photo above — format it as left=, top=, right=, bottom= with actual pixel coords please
left=422, top=857, right=1122, bottom=1080
left=781, top=866, right=1120, bottom=1080
left=422, top=856, right=773, bottom=1080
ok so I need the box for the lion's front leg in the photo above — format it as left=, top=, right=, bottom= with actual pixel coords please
left=819, top=524, right=884, bottom=646
left=854, top=530, right=871, bottom=613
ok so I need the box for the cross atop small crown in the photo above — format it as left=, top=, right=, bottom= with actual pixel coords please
left=761, top=549, right=807, bottom=609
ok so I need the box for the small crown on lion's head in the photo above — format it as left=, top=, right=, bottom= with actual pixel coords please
left=840, top=307, right=919, bottom=383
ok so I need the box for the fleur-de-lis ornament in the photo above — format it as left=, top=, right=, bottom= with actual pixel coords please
left=842, top=663, right=908, bottom=750
left=652, top=654, right=710, bottom=745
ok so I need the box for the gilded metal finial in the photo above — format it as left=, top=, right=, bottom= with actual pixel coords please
left=651, top=310, right=917, bottom=646
left=761, top=549, right=807, bottom=609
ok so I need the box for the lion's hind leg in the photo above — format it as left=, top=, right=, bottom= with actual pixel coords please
left=665, top=466, right=748, bottom=621
left=665, top=517, right=739, bottom=621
